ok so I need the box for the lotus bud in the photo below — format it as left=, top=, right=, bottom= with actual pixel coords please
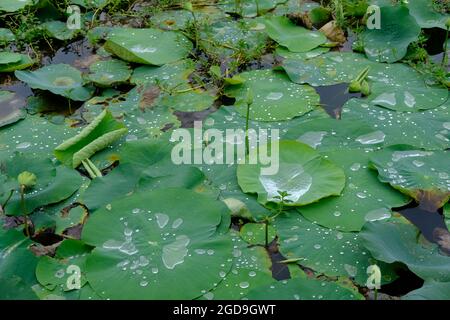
left=18, top=171, right=37, bottom=188
left=348, top=80, right=361, bottom=93
left=361, top=80, right=371, bottom=96
left=246, top=88, right=254, bottom=105
left=446, top=18, right=450, bottom=29
left=183, top=1, right=194, bottom=12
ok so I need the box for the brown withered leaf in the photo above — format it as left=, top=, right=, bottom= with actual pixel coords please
left=320, top=21, right=346, bottom=44
left=138, top=85, right=160, bottom=111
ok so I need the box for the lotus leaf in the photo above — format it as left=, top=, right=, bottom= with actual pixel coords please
left=237, top=141, right=346, bottom=206
left=82, top=188, right=233, bottom=299
left=0, top=153, right=83, bottom=216
left=104, top=28, right=192, bottom=66
left=15, top=64, right=93, bottom=101
left=263, top=16, right=327, bottom=52
left=54, top=109, right=127, bottom=168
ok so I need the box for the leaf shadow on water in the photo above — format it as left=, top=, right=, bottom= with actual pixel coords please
left=313, top=83, right=362, bottom=119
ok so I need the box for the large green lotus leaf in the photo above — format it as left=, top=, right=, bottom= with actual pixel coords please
left=225, top=70, right=320, bottom=121
left=0, top=153, right=83, bottom=216
left=244, top=277, right=363, bottom=300
left=185, top=105, right=328, bottom=221
left=0, top=228, right=38, bottom=299
left=263, top=16, right=327, bottom=52
left=81, top=139, right=204, bottom=212
left=54, top=109, right=127, bottom=168
left=0, top=90, right=26, bottom=128
left=15, top=64, right=93, bottom=101
left=0, top=53, right=34, bottom=72
left=85, top=59, right=131, bottom=87
left=131, top=59, right=194, bottom=88
left=220, top=0, right=286, bottom=17
left=298, top=149, right=409, bottom=232
left=0, top=0, right=35, bottom=12
left=36, top=239, right=91, bottom=292
left=104, top=28, right=192, bottom=66
left=282, top=52, right=448, bottom=112
left=275, top=211, right=396, bottom=285
left=361, top=219, right=450, bottom=282
left=237, top=141, right=345, bottom=206
left=42, top=20, right=78, bottom=41
left=361, top=5, right=421, bottom=63
left=341, top=99, right=450, bottom=150
left=369, top=145, right=450, bottom=209
left=201, top=232, right=273, bottom=300
left=407, top=0, right=448, bottom=29
left=0, top=28, right=16, bottom=44
left=283, top=118, right=388, bottom=151
left=0, top=113, right=77, bottom=158
left=403, top=281, right=450, bottom=300
left=82, top=188, right=233, bottom=299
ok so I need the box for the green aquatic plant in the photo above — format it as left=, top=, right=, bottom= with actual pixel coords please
left=348, top=66, right=370, bottom=96
left=17, top=171, right=37, bottom=237
left=54, top=109, right=127, bottom=169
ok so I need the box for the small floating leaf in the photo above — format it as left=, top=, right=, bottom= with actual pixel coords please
left=237, top=141, right=345, bottom=206
left=86, top=59, right=131, bottom=87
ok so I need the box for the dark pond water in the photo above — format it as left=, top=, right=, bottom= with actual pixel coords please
left=397, top=202, right=450, bottom=255
left=314, top=83, right=362, bottom=118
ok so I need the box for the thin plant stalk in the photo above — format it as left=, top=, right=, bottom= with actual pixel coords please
left=1, top=189, right=14, bottom=210
left=245, top=102, right=250, bottom=155
left=20, top=185, right=31, bottom=238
